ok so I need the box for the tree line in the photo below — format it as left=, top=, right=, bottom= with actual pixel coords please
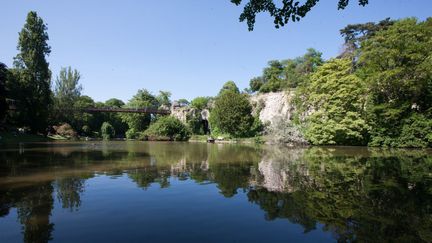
left=1, top=12, right=430, bottom=147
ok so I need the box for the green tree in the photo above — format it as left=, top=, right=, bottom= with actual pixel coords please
left=211, top=90, right=254, bottom=137
left=72, top=95, right=96, bottom=135
left=190, top=96, right=210, bottom=110
left=122, top=89, right=159, bottom=138
left=156, top=90, right=172, bottom=107
left=250, top=49, right=323, bottom=92
left=231, top=0, right=369, bottom=31
left=177, top=98, right=189, bottom=107
left=218, top=81, right=240, bottom=96
left=101, top=122, right=115, bottom=140
left=299, top=58, right=369, bottom=145
left=12, top=11, right=52, bottom=132
left=105, top=98, right=125, bottom=108
left=339, top=18, right=395, bottom=57
left=53, top=67, right=82, bottom=124
left=359, top=18, right=432, bottom=147
left=54, top=67, right=82, bottom=105
left=104, top=98, right=128, bottom=136
left=249, top=77, right=264, bottom=92
left=259, top=60, right=284, bottom=92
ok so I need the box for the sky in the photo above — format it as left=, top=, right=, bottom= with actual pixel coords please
left=1, top=0, right=431, bottom=103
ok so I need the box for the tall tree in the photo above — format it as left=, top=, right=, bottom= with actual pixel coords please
left=12, top=11, right=52, bottom=132
left=53, top=67, right=82, bottom=124
left=156, top=90, right=172, bottom=107
left=54, top=67, right=82, bottom=106
left=339, top=18, right=395, bottom=57
left=0, top=63, right=8, bottom=122
left=231, top=0, right=369, bottom=30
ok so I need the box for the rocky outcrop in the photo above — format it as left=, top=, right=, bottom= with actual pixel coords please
left=170, top=106, right=210, bottom=123
left=250, top=91, right=309, bottom=145
left=250, top=91, right=296, bottom=125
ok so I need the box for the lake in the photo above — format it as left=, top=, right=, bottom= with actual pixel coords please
left=0, top=141, right=431, bottom=242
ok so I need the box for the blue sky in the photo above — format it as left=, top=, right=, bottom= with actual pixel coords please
left=1, top=0, right=431, bottom=103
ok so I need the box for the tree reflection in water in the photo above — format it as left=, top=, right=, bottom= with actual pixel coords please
left=0, top=142, right=431, bottom=242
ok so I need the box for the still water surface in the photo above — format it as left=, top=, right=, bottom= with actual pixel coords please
left=0, top=142, right=431, bottom=242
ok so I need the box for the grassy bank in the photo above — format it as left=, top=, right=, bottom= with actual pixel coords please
left=0, top=132, right=53, bottom=144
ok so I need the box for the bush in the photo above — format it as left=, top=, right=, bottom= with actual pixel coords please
left=125, top=128, right=138, bottom=139
left=101, top=122, right=115, bottom=140
left=54, top=123, right=77, bottom=138
left=210, top=91, right=254, bottom=138
left=143, top=116, right=191, bottom=141
left=266, top=117, right=308, bottom=145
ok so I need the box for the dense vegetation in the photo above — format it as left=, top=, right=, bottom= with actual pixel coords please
left=1, top=11, right=430, bottom=147
left=248, top=48, right=323, bottom=92
left=248, top=17, right=431, bottom=148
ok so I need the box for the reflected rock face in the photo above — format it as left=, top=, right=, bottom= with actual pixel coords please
left=253, top=149, right=309, bottom=192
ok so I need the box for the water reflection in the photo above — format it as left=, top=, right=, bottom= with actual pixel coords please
left=0, top=142, right=431, bottom=242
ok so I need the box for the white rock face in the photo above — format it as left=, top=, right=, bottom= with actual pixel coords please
left=250, top=91, right=296, bottom=125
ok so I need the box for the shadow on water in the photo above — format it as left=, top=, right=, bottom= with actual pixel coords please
left=0, top=142, right=431, bottom=242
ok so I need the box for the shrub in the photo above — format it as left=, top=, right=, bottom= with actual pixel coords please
left=143, top=116, right=191, bottom=141
left=101, top=122, right=115, bottom=140
left=266, top=117, right=308, bottom=145
left=397, top=114, right=431, bottom=148
left=210, top=91, right=254, bottom=138
left=54, top=123, right=77, bottom=138
left=125, top=128, right=138, bottom=139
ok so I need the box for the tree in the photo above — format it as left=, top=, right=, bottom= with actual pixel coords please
left=299, top=58, right=369, bottom=145
left=101, top=122, right=115, bottom=140
left=177, top=99, right=189, bottom=107
left=122, top=89, right=159, bottom=138
left=156, top=90, right=172, bottom=107
left=231, top=0, right=369, bottom=31
left=219, top=81, right=240, bottom=96
left=0, top=63, right=8, bottom=122
left=359, top=18, right=432, bottom=147
left=339, top=18, right=395, bottom=57
left=210, top=90, right=254, bottom=137
left=72, top=95, right=96, bottom=134
left=53, top=67, right=82, bottom=124
left=249, top=77, right=264, bottom=92
left=104, top=98, right=128, bottom=136
left=259, top=60, right=284, bottom=92
left=54, top=67, right=82, bottom=105
left=250, top=48, right=323, bottom=92
left=190, top=96, right=210, bottom=110
left=12, top=11, right=52, bottom=132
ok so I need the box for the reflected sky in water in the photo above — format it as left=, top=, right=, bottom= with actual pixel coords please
left=0, top=142, right=431, bottom=242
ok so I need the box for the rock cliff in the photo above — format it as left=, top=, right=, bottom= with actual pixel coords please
left=250, top=91, right=296, bottom=125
